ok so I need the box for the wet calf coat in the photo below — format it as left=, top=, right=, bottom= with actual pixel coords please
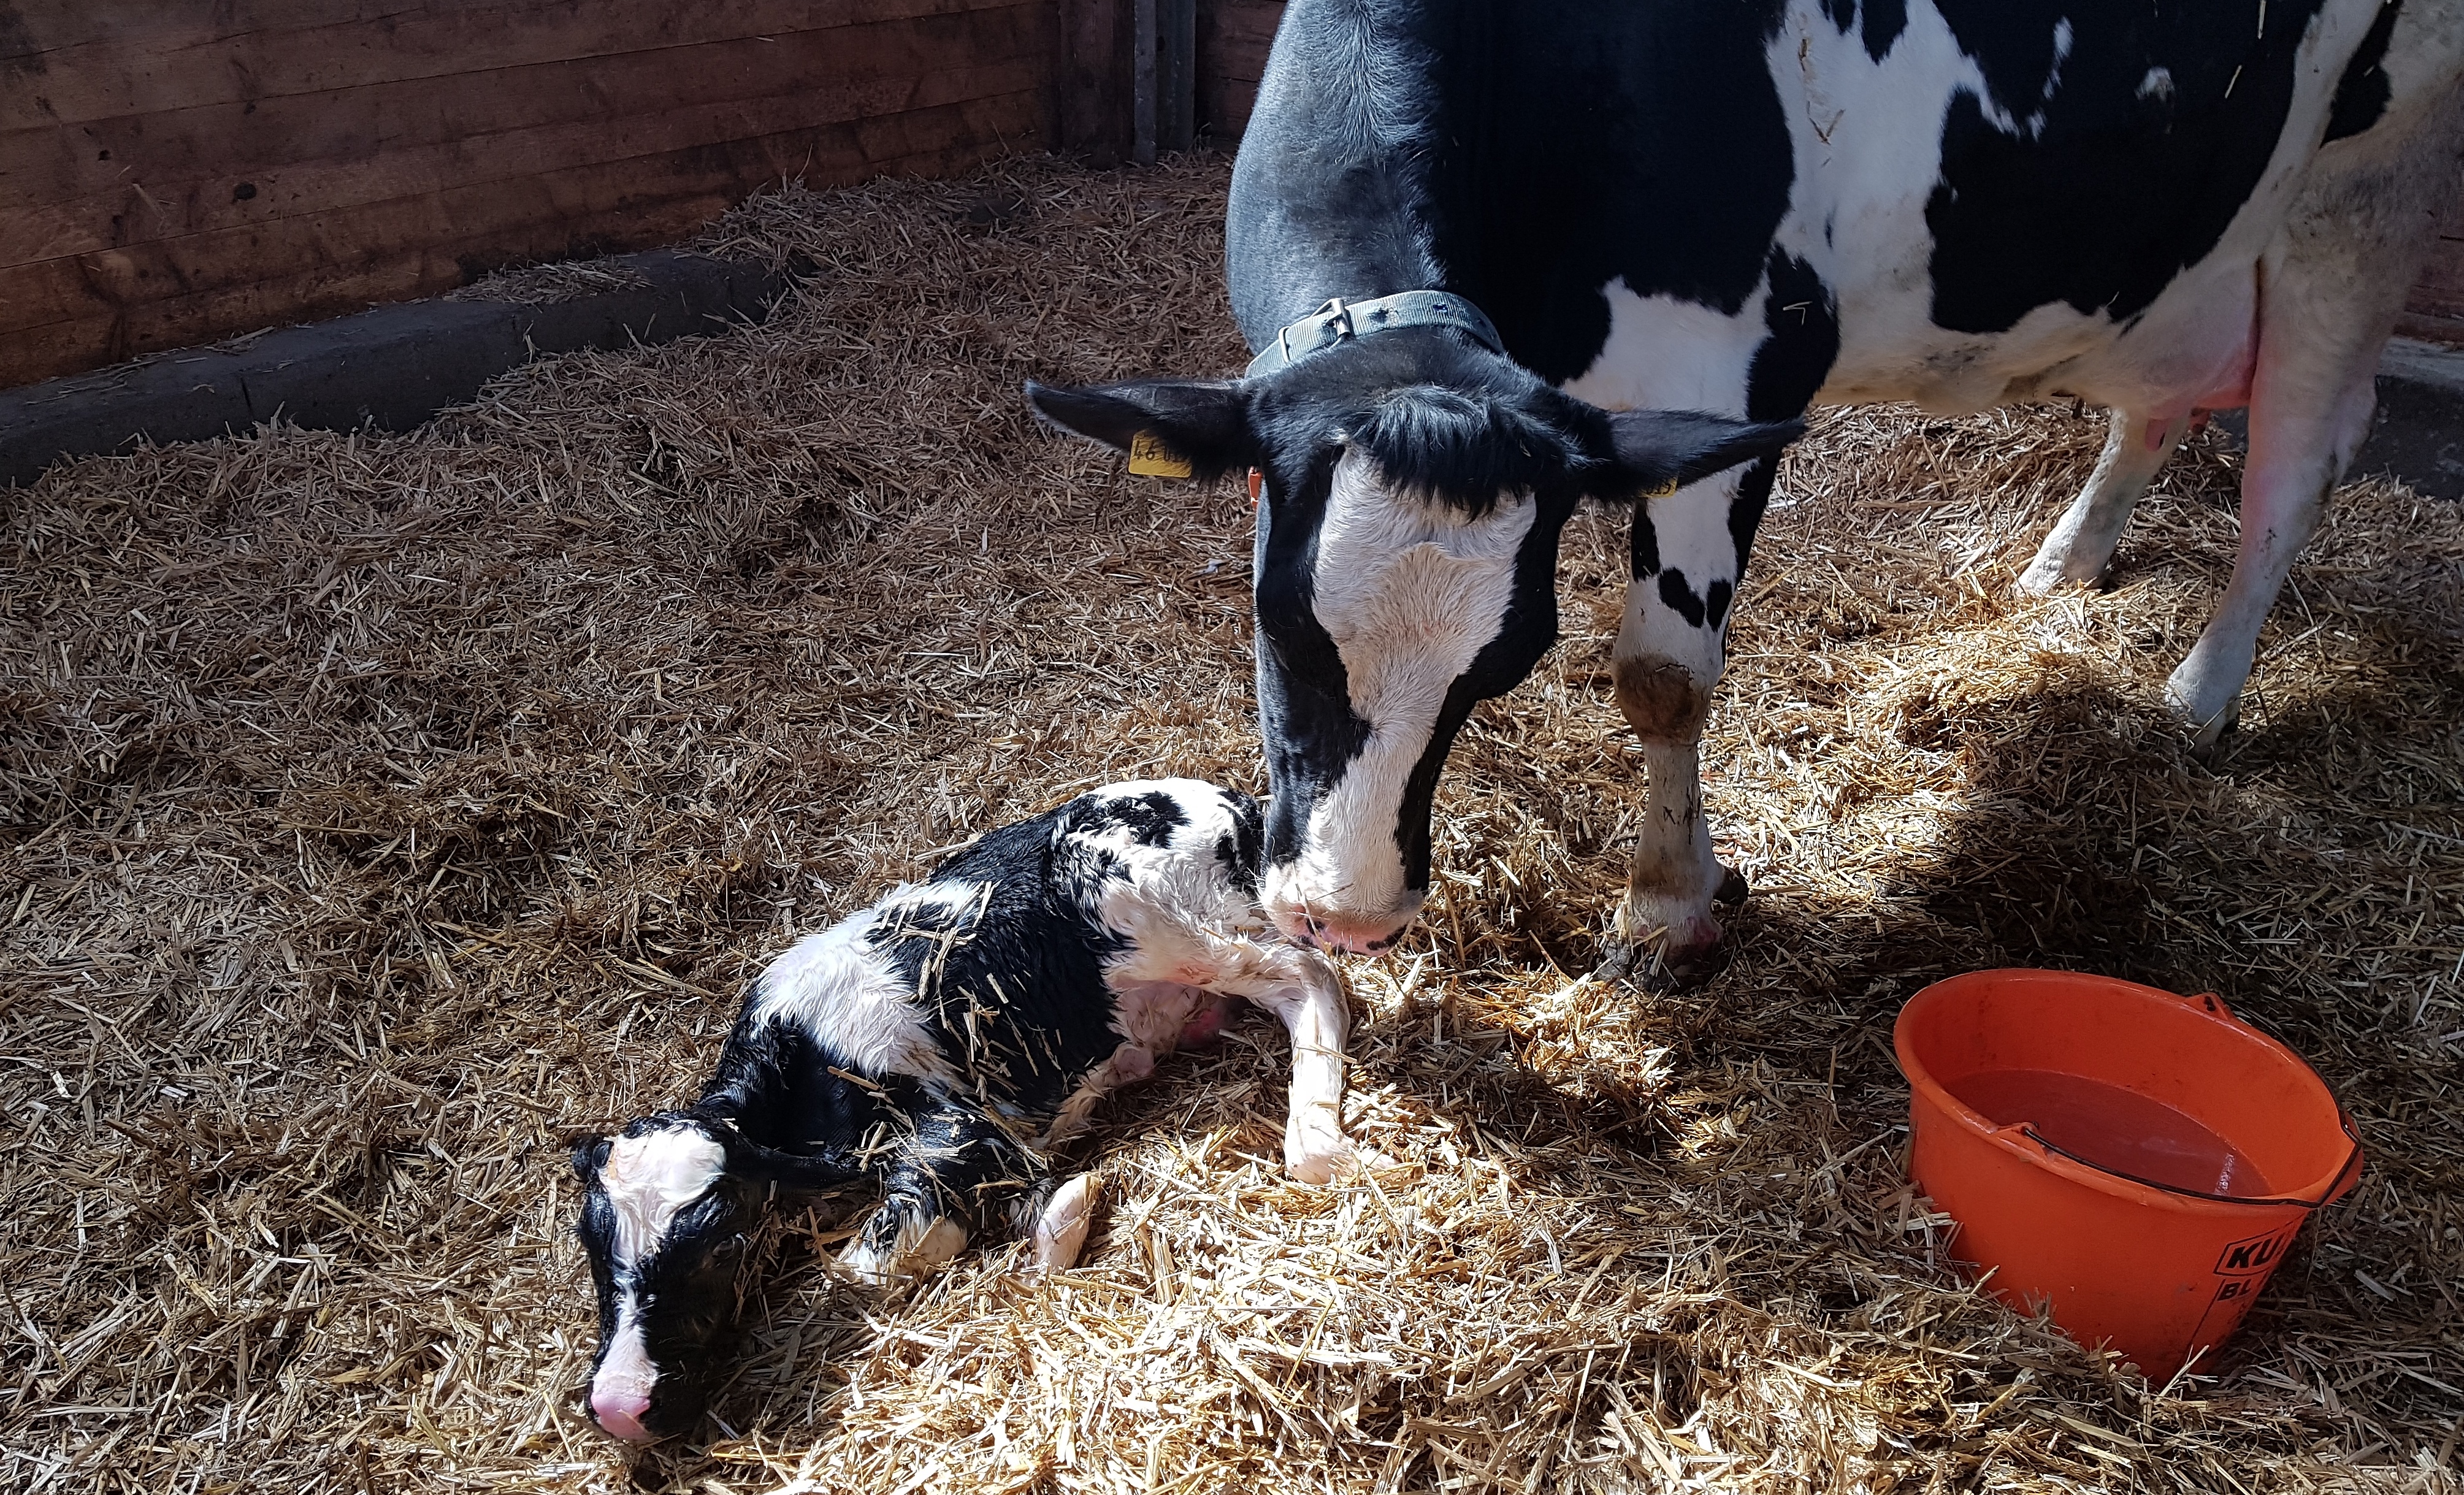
left=570, top=781, right=1352, bottom=1443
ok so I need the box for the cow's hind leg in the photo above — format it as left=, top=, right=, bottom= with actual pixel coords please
left=2167, top=102, right=2461, bottom=744
left=2019, top=407, right=2190, bottom=593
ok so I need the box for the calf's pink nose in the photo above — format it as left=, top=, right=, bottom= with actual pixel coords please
left=591, top=1390, right=654, bottom=1443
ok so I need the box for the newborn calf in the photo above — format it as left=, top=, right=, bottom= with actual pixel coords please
left=572, top=779, right=1353, bottom=1443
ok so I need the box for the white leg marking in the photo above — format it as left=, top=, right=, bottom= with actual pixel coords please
left=1618, top=738, right=1724, bottom=959
left=1040, top=1041, right=1156, bottom=1150
left=1610, top=476, right=1742, bottom=963
left=1031, top=1172, right=1103, bottom=1271
left=2019, top=407, right=2188, bottom=594
left=838, top=1210, right=970, bottom=1289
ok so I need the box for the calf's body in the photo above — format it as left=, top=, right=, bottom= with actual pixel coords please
left=572, top=780, right=1352, bottom=1443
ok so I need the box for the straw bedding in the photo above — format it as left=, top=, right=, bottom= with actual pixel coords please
left=2, top=153, right=2459, bottom=1495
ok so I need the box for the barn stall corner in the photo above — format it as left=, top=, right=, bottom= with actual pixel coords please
left=5, top=5, right=2464, bottom=1495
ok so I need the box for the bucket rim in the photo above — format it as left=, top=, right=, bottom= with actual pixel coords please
left=1893, top=968, right=2361, bottom=1214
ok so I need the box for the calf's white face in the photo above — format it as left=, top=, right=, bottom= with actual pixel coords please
left=1259, top=451, right=1539, bottom=950
left=574, top=1122, right=739, bottom=1443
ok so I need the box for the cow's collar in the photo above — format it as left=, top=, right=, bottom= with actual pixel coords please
left=1244, top=291, right=1504, bottom=380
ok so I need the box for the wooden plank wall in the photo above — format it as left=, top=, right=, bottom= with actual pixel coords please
left=0, top=1, right=1070, bottom=389
left=2398, top=193, right=2464, bottom=346
left=1195, top=0, right=1279, bottom=142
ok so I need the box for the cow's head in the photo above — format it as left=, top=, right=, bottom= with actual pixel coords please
left=572, top=1114, right=857, bottom=1443
left=1028, top=333, right=1796, bottom=953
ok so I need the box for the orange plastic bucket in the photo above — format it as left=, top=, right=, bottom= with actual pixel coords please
left=1895, top=969, right=2360, bottom=1379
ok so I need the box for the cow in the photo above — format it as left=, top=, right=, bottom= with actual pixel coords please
left=570, top=779, right=1355, bottom=1443
left=1027, top=0, right=2464, bottom=984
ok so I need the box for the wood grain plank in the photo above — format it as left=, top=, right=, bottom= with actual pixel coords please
left=0, top=0, right=1029, bottom=128
left=3, top=7, right=1054, bottom=258
left=0, top=90, right=1044, bottom=383
left=4, top=9, right=1053, bottom=204
left=1206, top=0, right=1285, bottom=50
left=2403, top=191, right=2464, bottom=324
left=1196, top=0, right=1282, bottom=137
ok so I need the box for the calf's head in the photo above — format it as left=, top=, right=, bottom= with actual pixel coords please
left=572, top=1114, right=856, bottom=1443
left=1029, top=338, right=1795, bottom=952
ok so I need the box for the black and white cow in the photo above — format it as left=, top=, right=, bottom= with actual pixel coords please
left=570, top=779, right=1352, bottom=1443
left=1028, top=0, right=2463, bottom=981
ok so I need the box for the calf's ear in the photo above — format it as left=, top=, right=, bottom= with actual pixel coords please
left=1600, top=410, right=1804, bottom=499
left=1025, top=378, right=1257, bottom=481
left=717, top=1131, right=869, bottom=1191
left=572, top=1136, right=611, bottom=1181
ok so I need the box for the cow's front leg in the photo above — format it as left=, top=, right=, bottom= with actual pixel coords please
left=1599, top=469, right=1758, bottom=987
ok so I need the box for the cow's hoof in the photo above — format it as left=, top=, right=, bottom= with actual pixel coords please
left=1639, top=935, right=1731, bottom=994
left=2164, top=678, right=2241, bottom=751
left=1594, top=912, right=1727, bottom=993
left=1589, top=938, right=1639, bottom=984
left=2188, top=696, right=2240, bottom=752
left=2016, top=553, right=2107, bottom=597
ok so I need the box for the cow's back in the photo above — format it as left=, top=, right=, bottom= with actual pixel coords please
left=1230, top=0, right=2464, bottom=418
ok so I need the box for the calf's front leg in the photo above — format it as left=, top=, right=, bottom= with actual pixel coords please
left=1184, top=938, right=1354, bottom=1182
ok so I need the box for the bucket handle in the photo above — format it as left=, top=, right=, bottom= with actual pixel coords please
left=2018, top=1106, right=2363, bottom=1210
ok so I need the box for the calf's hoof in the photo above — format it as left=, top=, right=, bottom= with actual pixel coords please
left=1284, top=1108, right=1354, bottom=1185
left=1031, top=1172, right=1103, bottom=1271
left=841, top=1215, right=969, bottom=1289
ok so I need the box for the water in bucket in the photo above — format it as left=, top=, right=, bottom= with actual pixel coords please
left=1948, top=1069, right=2273, bottom=1197
left=1897, top=970, right=2362, bottom=1378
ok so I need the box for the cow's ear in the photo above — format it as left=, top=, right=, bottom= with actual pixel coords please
left=1600, top=410, right=1804, bottom=498
left=572, top=1135, right=611, bottom=1182
left=1025, top=378, right=1257, bottom=481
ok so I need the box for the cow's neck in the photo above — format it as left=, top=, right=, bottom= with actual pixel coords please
left=1228, top=0, right=1472, bottom=348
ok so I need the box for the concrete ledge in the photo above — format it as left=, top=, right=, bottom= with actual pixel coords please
left=7, top=272, right=2455, bottom=496
left=0, top=250, right=784, bottom=487
left=2361, top=337, right=2464, bottom=499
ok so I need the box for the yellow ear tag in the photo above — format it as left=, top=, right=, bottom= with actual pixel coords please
left=1128, top=430, right=1193, bottom=478
left=1642, top=476, right=1681, bottom=499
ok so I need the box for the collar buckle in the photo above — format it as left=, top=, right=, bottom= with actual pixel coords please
left=1245, top=289, right=1504, bottom=380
